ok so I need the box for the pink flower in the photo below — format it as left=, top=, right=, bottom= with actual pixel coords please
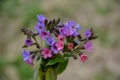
left=41, top=48, right=52, bottom=59
left=84, top=41, right=92, bottom=52
left=68, top=43, right=73, bottom=50
left=80, top=54, right=88, bottom=62
left=57, top=35, right=64, bottom=41
left=55, top=41, right=64, bottom=50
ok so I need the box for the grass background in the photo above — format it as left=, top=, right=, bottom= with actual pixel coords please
left=0, top=0, right=120, bottom=80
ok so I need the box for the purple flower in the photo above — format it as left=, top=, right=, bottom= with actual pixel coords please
left=84, top=41, right=92, bottom=52
left=72, top=24, right=81, bottom=36
left=39, top=30, right=50, bottom=40
left=22, top=49, right=33, bottom=66
left=59, top=26, right=73, bottom=36
left=59, top=21, right=76, bottom=36
left=64, top=21, right=75, bottom=28
left=72, top=29, right=80, bottom=36
left=41, top=48, right=52, bottom=59
left=75, top=24, right=81, bottom=30
left=25, top=39, right=33, bottom=47
left=59, top=21, right=82, bottom=37
left=84, top=29, right=91, bottom=38
left=47, top=37, right=55, bottom=46
left=37, top=15, right=46, bottom=23
left=51, top=45, right=59, bottom=54
left=24, top=57, right=33, bottom=66
left=35, top=22, right=44, bottom=33
left=22, top=49, right=30, bottom=60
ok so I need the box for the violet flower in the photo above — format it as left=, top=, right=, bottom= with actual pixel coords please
left=25, top=39, right=33, bottom=47
left=35, top=22, right=45, bottom=33
left=59, top=21, right=81, bottom=37
left=47, top=37, right=55, bottom=46
left=51, top=45, right=59, bottom=54
left=84, top=29, right=91, bottom=38
left=22, top=49, right=33, bottom=65
left=72, top=24, right=81, bottom=36
left=59, top=26, right=74, bottom=36
left=64, top=21, right=75, bottom=28
left=37, top=15, right=46, bottom=23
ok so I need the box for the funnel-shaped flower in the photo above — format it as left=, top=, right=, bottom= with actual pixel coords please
left=47, top=37, right=55, bottom=46
left=80, top=54, right=88, bottom=62
left=37, top=15, right=46, bottom=23
left=84, top=41, right=92, bottom=52
left=25, top=39, right=33, bottom=47
left=55, top=41, right=64, bottom=50
left=57, top=35, right=64, bottom=41
left=51, top=45, right=59, bottom=54
left=22, top=49, right=33, bottom=65
left=68, top=43, right=73, bottom=50
left=35, top=22, right=44, bottom=33
left=39, top=30, right=50, bottom=40
left=84, top=29, right=91, bottom=38
left=41, top=48, right=52, bottom=59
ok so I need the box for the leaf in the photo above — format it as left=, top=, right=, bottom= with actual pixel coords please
left=46, top=68, right=57, bottom=80
left=56, top=57, right=69, bottom=74
left=46, top=56, right=63, bottom=66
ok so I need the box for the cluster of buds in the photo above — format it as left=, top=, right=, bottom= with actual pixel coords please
left=21, top=14, right=97, bottom=70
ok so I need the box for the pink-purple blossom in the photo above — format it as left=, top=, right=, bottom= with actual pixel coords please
left=41, top=48, right=52, bottom=59
left=39, top=30, right=50, bottom=40
left=84, top=41, right=92, bottom=52
left=57, top=35, right=64, bottom=41
left=55, top=41, right=64, bottom=51
left=51, top=45, right=59, bottom=54
left=24, top=57, right=33, bottom=66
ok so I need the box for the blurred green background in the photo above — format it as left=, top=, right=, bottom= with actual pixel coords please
left=0, top=0, right=120, bottom=80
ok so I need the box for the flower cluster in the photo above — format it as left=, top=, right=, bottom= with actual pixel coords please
left=21, top=14, right=97, bottom=67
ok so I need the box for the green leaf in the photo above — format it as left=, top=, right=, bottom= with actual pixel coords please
left=46, top=56, right=63, bottom=66
left=56, top=57, right=69, bottom=74
left=46, top=68, right=57, bottom=80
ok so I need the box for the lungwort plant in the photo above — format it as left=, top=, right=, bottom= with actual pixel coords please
left=21, top=15, right=97, bottom=80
